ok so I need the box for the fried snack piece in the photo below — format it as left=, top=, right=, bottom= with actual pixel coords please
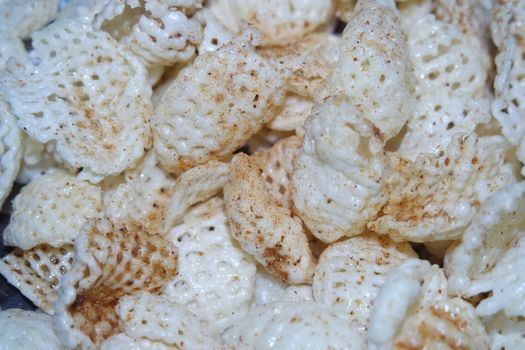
left=371, top=134, right=513, bottom=242
left=209, top=0, right=333, bottom=46
left=163, top=160, right=230, bottom=230
left=223, top=301, right=366, bottom=350
left=224, top=152, right=316, bottom=284
left=0, top=36, right=26, bottom=74
left=327, top=0, right=415, bottom=140
left=268, top=93, right=315, bottom=131
left=0, top=309, right=65, bottom=350
left=491, top=0, right=525, bottom=175
left=102, top=291, right=223, bottom=349
left=292, top=97, right=386, bottom=243
left=90, top=0, right=203, bottom=68
left=0, top=244, right=74, bottom=314
left=3, top=20, right=152, bottom=182
left=0, top=0, right=59, bottom=38
left=164, top=198, right=256, bottom=333
left=104, top=151, right=176, bottom=234
left=445, top=182, right=525, bottom=317
left=368, top=259, right=489, bottom=350
left=0, top=98, right=22, bottom=208
left=251, top=267, right=313, bottom=306
left=3, top=171, right=103, bottom=250
left=16, top=137, right=63, bottom=184
left=484, top=312, right=525, bottom=350
left=152, top=42, right=285, bottom=174
left=313, top=234, right=416, bottom=332
left=54, top=218, right=178, bottom=349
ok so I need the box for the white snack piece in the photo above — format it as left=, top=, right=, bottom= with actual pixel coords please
left=0, top=0, right=59, bottom=38
left=163, top=160, right=230, bottom=230
left=252, top=268, right=313, bottom=305
left=224, top=153, right=316, bottom=284
left=268, top=93, right=315, bottom=131
left=104, top=151, right=176, bottom=234
left=164, top=198, right=256, bottom=333
left=209, top=0, right=333, bottom=46
left=0, top=36, right=26, bottom=74
left=0, top=309, right=65, bottom=350
left=491, top=0, right=525, bottom=175
left=223, top=301, right=366, bottom=350
left=446, top=182, right=525, bottom=317
left=484, top=313, right=525, bottom=350
left=195, top=8, right=234, bottom=54
left=368, top=259, right=488, bottom=350
left=3, top=171, right=103, bottom=250
left=0, top=98, right=22, bottom=208
left=16, top=137, right=63, bottom=184
left=54, top=218, right=178, bottom=349
left=327, top=0, right=415, bottom=140
left=116, top=291, right=223, bottom=349
left=4, top=20, right=152, bottom=182
left=313, top=234, right=416, bottom=331
left=292, top=97, right=386, bottom=243
left=370, top=133, right=513, bottom=242
left=92, top=0, right=203, bottom=68
left=152, top=41, right=285, bottom=173
left=0, top=244, right=74, bottom=314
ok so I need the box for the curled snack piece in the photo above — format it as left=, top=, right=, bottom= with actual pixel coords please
left=163, top=160, right=230, bottom=230
left=164, top=198, right=256, bottom=333
left=54, top=218, right=178, bottom=349
left=313, top=234, right=416, bottom=331
left=0, top=309, right=65, bottom=350
left=4, top=20, right=152, bottom=182
left=370, top=133, right=513, bottom=242
left=223, top=301, right=366, bottom=350
left=491, top=0, right=525, bottom=175
left=292, top=97, right=386, bottom=243
left=3, top=171, right=103, bottom=250
left=0, top=244, right=74, bottom=314
left=485, top=312, right=525, bottom=350
left=327, top=0, right=415, bottom=140
left=92, top=0, right=203, bottom=68
left=104, top=151, right=176, bottom=234
left=224, top=152, right=316, bottom=284
left=110, top=291, right=223, bottom=349
left=0, top=0, right=59, bottom=38
left=445, top=182, right=525, bottom=317
left=0, top=98, right=22, bottom=208
left=152, top=42, right=285, bottom=173
left=268, top=93, right=315, bottom=131
left=209, top=0, right=333, bottom=46
left=368, top=259, right=488, bottom=350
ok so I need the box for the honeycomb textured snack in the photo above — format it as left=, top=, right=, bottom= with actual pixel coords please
left=3, top=171, right=103, bottom=249
left=54, top=218, right=178, bottom=349
left=164, top=198, right=256, bottom=333
left=224, top=153, right=316, bottom=284
left=152, top=41, right=285, bottom=173
left=0, top=244, right=74, bottom=313
left=0, top=98, right=22, bottom=208
left=3, top=20, right=153, bottom=182
left=313, top=234, right=416, bottom=331
left=292, top=96, right=386, bottom=243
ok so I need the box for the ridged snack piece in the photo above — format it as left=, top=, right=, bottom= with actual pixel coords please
left=445, top=181, right=525, bottom=317
left=224, top=152, right=316, bottom=284
left=54, top=218, right=178, bottom=349
left=313, top=234, right=416, bottom=332
left=90, top=0, right=203, bottom=68
left=3, top=20, right=152, bottom=182
left=164, top=198, right=256, bottom=333
left=0, top=0, right=59, bottom=38
left=223, top=301, right=366, bottom=350
left=0, top=98, right=22, bottom=208
left=3, top=171, right=103, bottom=250
left=327, top=0, right=415, bottom=140
left=291, top=96, right=386, bottom=243
left=209, top=0, right=333, bottom=46
left=152, top=41, right=285, bottom=173
left=0, top=244, right=74, bottom=314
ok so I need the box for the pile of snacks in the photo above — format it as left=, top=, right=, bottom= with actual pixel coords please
left=0, top=0, right=524, bottom=349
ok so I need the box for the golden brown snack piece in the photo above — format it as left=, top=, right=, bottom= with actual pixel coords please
left=54, top=218, right=178, bottom=349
